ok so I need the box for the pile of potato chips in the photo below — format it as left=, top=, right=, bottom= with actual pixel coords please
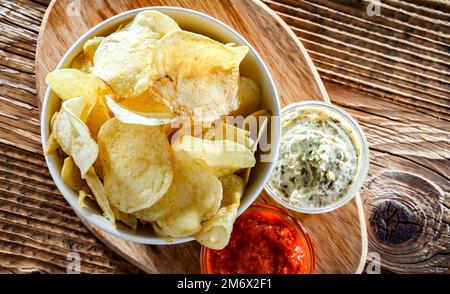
left=45, top=11, right=268, bottom=249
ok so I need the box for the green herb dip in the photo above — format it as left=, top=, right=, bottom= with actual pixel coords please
left=269, top=107, right=360, bottom=208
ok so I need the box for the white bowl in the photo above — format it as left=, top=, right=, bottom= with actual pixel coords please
left=265, top=101, right=369, bottom=214
left=41, top=7, right=281, bottom=244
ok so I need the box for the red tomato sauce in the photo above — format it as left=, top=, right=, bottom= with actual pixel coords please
left=206, top=209, right=311, bottom=274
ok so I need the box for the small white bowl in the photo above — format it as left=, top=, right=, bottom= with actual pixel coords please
left=41, top=7, right=281, bottom=245
left=265, top=101, right=369, bottom=214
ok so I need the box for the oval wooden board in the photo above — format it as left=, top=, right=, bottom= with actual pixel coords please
left=36, top=0, right=366, bottom=274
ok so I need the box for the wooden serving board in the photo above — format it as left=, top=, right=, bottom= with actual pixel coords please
left=36, top=0, right=367, bottom=274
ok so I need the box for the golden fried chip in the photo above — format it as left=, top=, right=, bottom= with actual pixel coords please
left=151, top=31, right=248, bottom=121
left=61, top=156, right=85, bottom=191
left=92, top=11, right=180, bottom=99
left=46, top=112, right=60, bottom=154
left=233, top=77, right=261, bottom=117
left=196, top=206, right=237, bottom=249
left=172, top=135, right=255, bottom=177
left=46, top=69, right=101, bottom=104
left=152, top=209, right=201, bottom=239
left=84, top=167, right=115, bottom=223
left=242, top=109, right=270, bottom=143
left=219, top=174, right=245, bottom=206
left=92, top=29, right=158, bottom=99
left=120, top=89, right=173, bottom=113
left=134, top=150, right=221, bottom=224
left=46, top=67, right=112, bottom=138
left=106, top=95, right=175, bottom=126
left=239, top=110, right=270, bottom=183
left=195, top=174, right=244, bottom=249
left=86, top=94, right=112, bottom=139
left=62, top=95, right=87, bottom=117
left=71, top=52, right=91, bottom=73
left=98, top=118, right=173, bottom=213
left=141, top=151, right=222, bottom=238
left=203, top=122, right=254, bottom=149
left=44, top=132, right=59, bottom=155
left=132, top=10, right=180, bottom=36
left=77, top=185, right=93, bottom=208
left=112, top=207, right=138, bottom=230
left=78, top=189, right=88, bottom=208
left=46, top=69, right=110, bottom=134
left=83, top=37, right=103, bottom=63
left=52, top=97, right=99, bottom=176
left=50, top=111, right=57, bottom=128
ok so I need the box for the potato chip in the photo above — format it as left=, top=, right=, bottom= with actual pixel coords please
left=92, top=11, right=180, bottom=99
left=195, top=174, right=244, bottom=249
left=203, top=122, right=254, bottom=149
left=134, top=150, right=221, bottom=223
left=112, top=207, right=138, bottom=230
left=86, top=94, right=112, bottom=139
left=50, top=111, right=57, bottom=128
left=219, top=174, right=245, bottom=206
left=152, top=208, right=201, bottom=239
left=151, top=31, right=248, bottom=121
left=195, top=206, right=238, bottom=249
left=93, top=158, right=104, bottom=180
left=44, top=132, right=59, bottom=155
left=78, top=189, right=89, bottom=208
left=245, top=112, right=269, bottom=154
left=62, top=95, right=87, bottom=117
left=46, top=69, right=101, bottom=103
left=77, top=185, right=93, bottom=208
left=83, top=37, right=103, bottom=63
left=169, top=119, right=208, bottom=142
left=61, top=82, right=110, bottom=177
left=47, top=69, right=110, bottom=132
left=119, top=90, right=177, bottom=133
left=71, top=52, right=91, bottom=73
left=132, top=10, right=180, bottom=36
left=98, top=118, right=173, bottom=213
left=242, top=109, right=270, bottom=142
left=239, top=110, right=270, bottom=183
left=46, top=113, right=60, bottom=154
left=84, top=167, right=115, bottom=223
left=141, top=151, right=222, bottom=238
left=92, top=30, right=157, bottom=99
left=52, top=97, right=99, bottom=176
left=63, top=100, right=99, bottom=173
left=172, top=135, right=255, bottom=177
left=119, top=89, right=173, bottom=114
left=61, top=156, right=85, bottom=191
left=106, top=95, right=175, bottom=126
left=49, top=66, right=112, bottom=138
left=233, top=77, right=261, bottom=117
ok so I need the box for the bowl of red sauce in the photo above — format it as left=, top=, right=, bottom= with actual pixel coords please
left=201, top=204, right=314, bottom=274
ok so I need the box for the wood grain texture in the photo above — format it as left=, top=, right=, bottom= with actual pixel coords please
left=264, top=0, right=450, bottom=119
left=0, top=0, right=448, bottom=274
left=0, top=143, right=141, bottom=273
left=34, top=0, right=365, bottom=274
left=0, top=0, right=140, bottom=273
left=327, top=82, right=450, bottom=273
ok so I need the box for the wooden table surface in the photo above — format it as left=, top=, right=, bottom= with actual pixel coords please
left=0, top=0, right=448, bottom=274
